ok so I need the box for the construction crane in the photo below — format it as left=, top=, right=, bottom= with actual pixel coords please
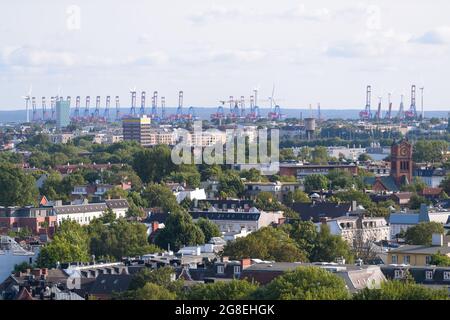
left=385, top=93, right=392, bottom=120
left=22, top=86, right=32, bottom=123
left=42, top=97, right=48, bottom=121
left=84, top=96, right=91, bottom=119
left=176, top=91, right=184, bottom=116
left=74, top=96, right=81, bottom=121
left=420, top=87, right=424, bottom=120
left=50, top=97, right=56, bottom=121
left=211, top=101, right=226, bottom=121
left=139, top=91, right=146, bottom=116
left=405, top=85, right=417, bottom=120
left=104, top=96, right=111, bottom=121
left=130, top=87, right=137, bottom=117
left=115, top=96, right=121, bottom=121
left=151, top=91, right=158, bottom=118
left=397, top=94, right=405, bottom=120
left=161, top=96, right=166, bottom=120
left=31, top=97, right=37, bottom=122
left=94, top=96, right=101, bottom=119
left=376, top=97, right=382, bottom=121
left=359, top=85, right=372, bottom=120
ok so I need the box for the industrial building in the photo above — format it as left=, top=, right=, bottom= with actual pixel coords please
left=122, top=115, right=152, bottom=146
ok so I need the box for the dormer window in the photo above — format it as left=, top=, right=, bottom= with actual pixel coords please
left=217, top=265, right=224, bottom=274
left=444, top=272, right=450, bottom=281
left=394, top=269, right=403, bottom=279
left=425, top=270, right=433, bottom=280
left=234, top=266, right=241, bottom=275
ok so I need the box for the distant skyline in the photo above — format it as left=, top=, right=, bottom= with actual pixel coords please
left=1, top=0, right=450, bottom=111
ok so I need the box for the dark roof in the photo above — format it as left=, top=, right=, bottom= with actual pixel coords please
left=54, top=203, right=108, bottom=214
left=88, top=274, right=132, bottom=295
left=389, top=245, right=450, bottom=255
left=189, top=211, right=260, bottom=221
left=105, top=199, right=129, bottom=209
left=144, top=212, right=169, bottom=224
left=381, top=265, right=450, bottom=285
left=291, top=202, right=352, bottom=222
left=364, top=176, right=400, bottom=192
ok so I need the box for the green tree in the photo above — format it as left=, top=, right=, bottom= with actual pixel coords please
left=126, top=283, right=177, bottom=300
left=196, top=218, right=221, bottom=242
left=311, top=146, right=329, bottom=164
left=303, top=174, right=329, bottom=193
left=187, top=280, right=258, bottom=300
left=142, top=183, right=180, bottom=212
left=404, top=222, right=445, bottom=245
left=36, top=220, right=90, bottom=268
left=128, top=266, right=183, bottom=294
left=440, top=175, right=450, bottom=195
left=354, top=280, right=448, bottom=300
left=154, top=210, right=205, bottom=251
left=132, top=145, right=176, bottom=183
left=413, top=140, right=449, bottom=163
left=310, top=224, right=354, bottom=263
left=253, top=267, right=350, bottom=300
left=223, top=227, right=307, bottom=262
left=408, top=194, right=431, bottom=210
left=430, top=252, right=450, bottom=266
left=358, top=153, right=373, bottom=162
left=285, top=189, right=310, bottom=205
left=0, top=163, right=38, bottom=207
left=219, top=171, right=245, bottom=198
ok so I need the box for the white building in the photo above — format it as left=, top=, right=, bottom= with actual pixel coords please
left=0, top=236, right=39, bottom=282
left=172, top=186, right=207, bottom=203
left=318, top=216, right=389, bottom=246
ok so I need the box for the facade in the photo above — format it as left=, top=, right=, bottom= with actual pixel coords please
left=189, top=208, right=284, bottom=233
left=0, top=236, right=39, bottom=283
left=291, top=202, right=354, bottom=223
left=415, top=167, right=447, bottom=188
left=390, top=139, right=413, bottom=186
left=387, top=234, right=450, bottom=266
left=279, top=163, right=358, bottom=180
left=319, top=216, right=389, bottom=246
left=56, top=100, right=71, bottom=129
left=244, top=181, right=302, bottom=201
left=122, top=115, right=152, bottom=146
left=0, top=206, right=57, bottom=235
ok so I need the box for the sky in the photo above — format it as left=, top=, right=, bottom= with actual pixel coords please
left=1, top=0, right=450, bottom=111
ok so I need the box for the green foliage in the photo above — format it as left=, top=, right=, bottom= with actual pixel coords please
left=129, top=266, right=183, bottom=293
left=218, top=171, right=245, bottom=198
left=354, top=280, right=448, bottom=300
left=196, top=218, right=221, bottom=242
left=154, top=210, right=205, bottom=251
left=358, top=153, right=373, bottom=162
left=401, top=178, right=428, bottom=193
left=310, top=224, right=354, bottom=263
left=285, top=189, right=310, bottom=205
left=14, top=262, right=33, bottom=273
left=311, top=146, right=329, bottom=164
left=255, top=192, right=285, bottom=211
left=408, top=194, right=431, bottom=210
left=404, top=222, right=445, bottom=245
left=327, top=169, right=357, bottom=190
left=239, top=168, right=266, bottom=182
left=132, top=145, right=176, bottom=183
left=142, top=183, right=180, bottom=212
left=88, top=219, right=160, bottom=260
left=430, top=252, right=450, bottom=266
left=37, top=220, right=90, bottom=268
left=253, top=267, right=350, bottom=300
left=303, top=174, right=329, bottom=193
left=223, top=227, right=307, bottom=262
left=0, top=163, right=38, bottom=207
left=440, top=175, right=450, bottom=195
left=413, top=140, right=449, bottom=163
left=333, top=190, right=373, bottom=208
left=124, top=283, right=177, bottom=300
left=186, top=280, right=259, bottom=300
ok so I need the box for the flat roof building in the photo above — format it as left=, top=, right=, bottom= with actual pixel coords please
left=122, top=115, right=152, bottom=146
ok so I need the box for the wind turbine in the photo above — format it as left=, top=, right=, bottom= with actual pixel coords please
left=22, top=86, right=32, bottom=123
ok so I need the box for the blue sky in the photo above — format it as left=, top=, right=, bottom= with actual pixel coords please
left=1, top=0, right=450, bottom=110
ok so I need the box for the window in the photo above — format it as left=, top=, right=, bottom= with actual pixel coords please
left=234, top=266, right=241, bottom=275
left=394, top=269, right=403, bottom=279
left=217, top=265, right=224, bottom=274
left=391, top=255, right=398, bottom=264
left=444, top=272, right=450, bottom=281
left=425, top=256, right=432, bottom=265
left=425, top=271, right=433, bottom=280
left=403, top=256, right=410, bottom=264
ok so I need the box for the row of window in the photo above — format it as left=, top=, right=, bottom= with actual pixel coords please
left=394, top=269, right=450, bottom=281
left=217, top=265, right=241, bottom=275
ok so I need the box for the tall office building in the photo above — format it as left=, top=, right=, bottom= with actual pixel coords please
left=122, top=115, right=152, bottom=146
left=56, top=100, right=71, bottom=129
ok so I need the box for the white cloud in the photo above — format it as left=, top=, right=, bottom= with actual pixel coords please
left=3, top=46, right=76, bottom=67
left=281, top=4, right=331, bottom=21
left=126, top=51, right=170, bottom=66
left=412, top=26, right=450, bottom=45
left=188, top=5, right=249, bottom=24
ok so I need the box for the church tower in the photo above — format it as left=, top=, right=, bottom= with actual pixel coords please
left=390, top=139, right=413, bottom=186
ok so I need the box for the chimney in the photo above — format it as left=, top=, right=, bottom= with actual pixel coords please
left=221, top=256, right=229, bottom=263
left=431, top=233, right=444, bottom=247
left=151, top=221, right=159, bottom=233
left=351, top=201, right=358, bottom=212
left=241, top=258, right=252, bottom=270
left=31, top=268, right=42, bottom=278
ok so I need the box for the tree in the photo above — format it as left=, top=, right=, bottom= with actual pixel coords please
left=132, top=145, right=176, bottom=183
left=196, top=218, right=221, bottom=242
left=126, top=283, right=177, bottom=300
left=255, top=192, right=285, bottom=211
left=281, top=220, right=318, bottom=258
left=327, top=169, right=355, bottom=190
left=103, top=186, right=128, bottom=200
left=142, top=184, right=180, bottom=212
left=218, top=171, right=245, bottom=198
left=154, top=210, right=205, bottom=251
left=303, top=174, right=329, bottom=193
left=240, top=168, right=265, bottom=182
left=404, top=222, right=445, bottom=245
left=440, top=175, right=450, bottom=195
left=334, top=190, right=373, bottom=209
left=223, top=227, right=307, bottom=262
left=430, top=252, right=450, bottom=266
left=88, top=219, right=160, bottom=260
left=358, top=153, right=373, bottom=162
left=408, top=194, right=431, bottom=210
left=128, top=266, right=183, bottom=293
left=36, top=220, right=90, bottom=268
left=311, top=146, right=329, bottom=164
left=253, top=267, right=350, bottom=300
left=354, top=280, right=448, bottom=300
left=186, top=280, right=258, bottom=300
left=310, top=224, right=354, bottom=263
left=0, top=163, right=38, bottom=207
left=285, top=190, right=310, bottom=205
left=14, top=261, right=33, bottom=273
left=413, top=140, right=449, bottom=163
